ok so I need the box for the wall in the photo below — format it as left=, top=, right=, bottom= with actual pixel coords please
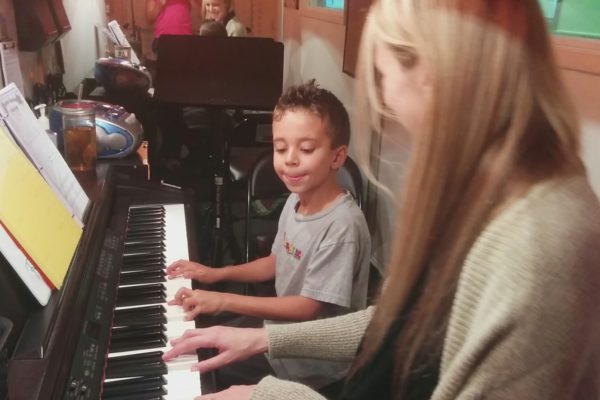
left=61, top=0, right=107, bottom=92
left=0, top=0, right=105, bottom=96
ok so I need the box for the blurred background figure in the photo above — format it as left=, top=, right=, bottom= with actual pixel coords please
left=146, top=0, right=201, bottom=54
left=202, top=0, right=247, bottom=37
left=198, top=18, right=228, bottom=37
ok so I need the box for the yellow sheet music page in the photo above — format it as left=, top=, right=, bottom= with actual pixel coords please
left=0, top=125, right=81, bottom=289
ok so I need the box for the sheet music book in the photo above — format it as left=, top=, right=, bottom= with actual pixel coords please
left=0, top=41, right=24, bottom=93
left=0, top=84, right=89, bottom=226
left=0, top=223, right=52, bottom=305
left=0, top=124, right=82, bottom=298
left=107, top=20, right=141, bottom=65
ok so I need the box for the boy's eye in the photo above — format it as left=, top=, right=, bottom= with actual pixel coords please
left=300, top=148, right=315, bottom=154
left=274, top=147, right=286, bottom=153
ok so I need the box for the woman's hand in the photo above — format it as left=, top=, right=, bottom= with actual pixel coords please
left=166, top=259, right=222, bottom=283
left=162, top=326, right=268, bottom=373
left=195, top=385, right=256, bottom=400
left=168, top=288, right=228, bottom=319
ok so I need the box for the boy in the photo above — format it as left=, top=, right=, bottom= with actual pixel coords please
left=166, top=80, right=371, bottom=389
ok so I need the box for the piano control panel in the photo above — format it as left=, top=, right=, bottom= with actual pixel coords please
left=64, top=232, right=122, bottom=399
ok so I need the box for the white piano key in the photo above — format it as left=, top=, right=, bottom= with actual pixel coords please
left=104, top=203, right=202, bottom=396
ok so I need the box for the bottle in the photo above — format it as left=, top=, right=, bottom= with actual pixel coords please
left=33, top=104, right=57, bottom=147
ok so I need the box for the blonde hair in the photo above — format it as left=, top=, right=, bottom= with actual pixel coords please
left=352, top=0, right=581, bottom=394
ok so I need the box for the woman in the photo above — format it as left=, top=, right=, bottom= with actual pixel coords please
left=202, top=0, right=247, bottom=37
left=146, top=0, right=200, bottom=54
left=163, top=1, right=600, bottom=399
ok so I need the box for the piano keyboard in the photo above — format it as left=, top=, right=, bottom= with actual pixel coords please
left=102, top=204, right=201, bottom=400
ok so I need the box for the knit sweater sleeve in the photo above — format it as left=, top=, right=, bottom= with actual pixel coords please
left=433, top=176, right=600, bottom=400
left=266, top=307, right=374, bottom=360
left=247, top=308, right=374, bottom=400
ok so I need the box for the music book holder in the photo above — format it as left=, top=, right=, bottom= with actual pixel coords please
left=154, top=35, right=284, bottom=266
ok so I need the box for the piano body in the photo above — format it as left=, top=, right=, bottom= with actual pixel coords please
left=0, top=166, right=216, bottom=399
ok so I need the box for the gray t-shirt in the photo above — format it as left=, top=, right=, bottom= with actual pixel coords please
left=267, top=191, right=371, bottom=388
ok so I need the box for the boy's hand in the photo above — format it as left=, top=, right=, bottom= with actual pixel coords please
left=195, top=385, right=255, bottom=400
left=162, top=326, right=268, bottom=373
left=168, top=287, right=227, bottom=319
left=166, top=259, right=221, bottom=283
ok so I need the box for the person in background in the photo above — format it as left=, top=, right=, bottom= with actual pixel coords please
left=202, top=0, right=247, bottom=37
left=166, top=80, right=371, bottom=392
left=146, top=0, right=201, bottom=54
left=198, top=18, right=228, bottom=37
left=163, top=0, right=600, bottom=399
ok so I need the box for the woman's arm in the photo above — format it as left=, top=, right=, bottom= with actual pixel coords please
left=146, top=0, right=166, bottom=24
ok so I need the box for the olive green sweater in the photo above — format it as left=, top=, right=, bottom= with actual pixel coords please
left=250, top=174, right=600, bottom=400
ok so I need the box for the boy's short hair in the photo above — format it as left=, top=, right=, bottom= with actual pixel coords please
left=199, top=19, right=228, bottom=37
left=273, top=79, right=350, bottom=147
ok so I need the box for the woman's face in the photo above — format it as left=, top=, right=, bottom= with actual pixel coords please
left=204, top=0, right=228, bottom=22
left=374, top=43, right=430, bottom=136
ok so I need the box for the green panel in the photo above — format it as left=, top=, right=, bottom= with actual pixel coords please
left=547, top=0, right=600, bottom=39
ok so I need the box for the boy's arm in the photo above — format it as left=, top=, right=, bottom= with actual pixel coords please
left=218, top=254, right=277, bottom=283
left=172, top=288, right=323, bottom=322
left=167, top=254, right=276, bottom=284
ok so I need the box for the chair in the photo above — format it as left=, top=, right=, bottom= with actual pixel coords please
left=336, top=155, right=363, bottom=210
left=244, top=152, right=364, bottom=263
left=244, top=149, right=290, bottom=263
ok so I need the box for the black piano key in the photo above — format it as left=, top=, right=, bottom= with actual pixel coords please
left=121, top=262, right=165, bottom=273
left=106, top=351, right=164, bottom=367
left=119, top=270, right=166, bottom=285
left=109, top=334, right=167, bottom=353
left=105, top=362, right=167, bottom=380
left=117, top=284, right=165, bottom=297
left=102, top=376, right=167, bottom=398
left=123, top=242, right=166, bottom=253
left=110, top=324, right=166, bottom=341
left=127, top=210, right=164, bottom=219
left=124, top=231, right=164, bottom=240
left=104, top=394, right=165, bottom=400
left=123, top=254, right=165, bottom=265
left=116, top=293, right=166, bottom=308
left=124, top=237, right=164, bottom=247
left=114, top=305, right=166, bottom=326
left=126, top=222, right=165, bottom=232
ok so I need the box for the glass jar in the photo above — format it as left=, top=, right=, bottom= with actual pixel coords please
left=62, top=103, right=97, bottom=172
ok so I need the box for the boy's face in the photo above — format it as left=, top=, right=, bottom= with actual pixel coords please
left=272, top=109, right=346, bottom=199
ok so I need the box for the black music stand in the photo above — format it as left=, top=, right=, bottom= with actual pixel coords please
left=154, top=35, right=283, bottom=266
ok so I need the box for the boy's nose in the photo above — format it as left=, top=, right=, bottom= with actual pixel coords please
left=285, top=150, right=299, bottom=165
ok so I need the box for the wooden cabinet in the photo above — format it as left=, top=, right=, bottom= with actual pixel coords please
left=13, top=0, right=70, bottom=51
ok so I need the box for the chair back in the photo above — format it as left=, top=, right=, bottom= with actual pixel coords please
left=337, top=156, right=363, bottom=209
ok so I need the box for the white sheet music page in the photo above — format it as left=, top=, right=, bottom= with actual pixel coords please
left=107, top=20, right=141, bottom=65
left=0, top=84, right=89, bottom=226
left=0, top=223, right=52, bottom=305
left=0, top=41, right=24, bottom=93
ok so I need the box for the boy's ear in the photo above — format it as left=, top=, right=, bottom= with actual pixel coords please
left=332, top=145, right=348, bottom=170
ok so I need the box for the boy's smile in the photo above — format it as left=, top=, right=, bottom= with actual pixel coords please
left=272, top=109, right=346, bottom=214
